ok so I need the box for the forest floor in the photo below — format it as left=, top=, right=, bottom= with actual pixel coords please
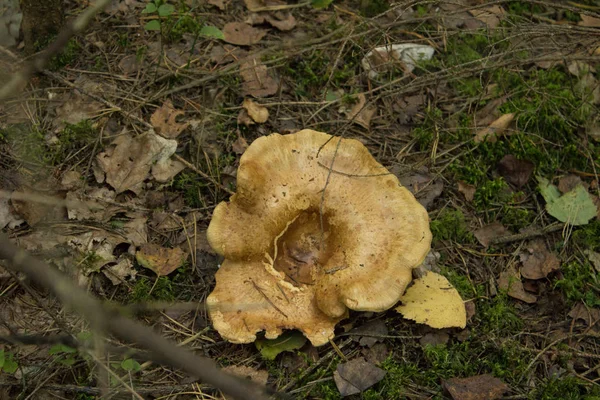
left=1, top=0, right=600, bottom=399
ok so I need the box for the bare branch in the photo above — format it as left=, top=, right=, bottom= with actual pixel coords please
left=0, top=234, right=273, bottom=400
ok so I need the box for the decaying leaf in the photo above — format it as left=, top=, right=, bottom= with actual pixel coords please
left=519, top=239, right=560, bottom=280
left=223, top=22, right=266, bottom=46
left=443, top=374, right=508, bottom=400
left=208, top=0, right=227, bottom=10
left=396, top=271, right=467, bottom=329
left=474, top=113, right=514, bottom=143
left=568, top=303, right=600, bottom=326
left=333, top=358, right=386, bottom=397
left=458, top=181, right=476, bottom=202
left=65, top=187, right=118, bottom=221
left=248, top=12, right=296, bottom=31
left=469, top=6, right=505, bottom=29
left=243, top=0, right=286, bottom=11
left=209, top=45, right=248, bottom=65
left=584, top=249, right=600, bottom=273
left=350, top=319, right=388, bottom=348
left=242, top=98, right=269, bottom=123
left=254, top=330, right=306, bottom=360
left=96, top=132, right=180, bottom=194
left=0, top=198, right=24, bottom=230
left=558, top=174, right=585, bottom=194
left=102, top=258, right=136, bottom=285
left=240, top=57, right=279, bottom=97
left=231, top=136, right=249, bottom=155
left=150, top=100, right=190, bottom=139
left=474, top=222, right=508, bottom=247
left=361, top=44, right=435, bottom=79
left=346, top=94, right=377, bottom=129
left=52, top=78, right=104, bottom=132
left=135, top=243, right=187, bottom=276
left=498, top=266, right=536, bottom=304
left=538, top=177, right=597, bottom=226
left=497, top=155, right=534, bottom=188
left=396, top=167, right=444, bottom=210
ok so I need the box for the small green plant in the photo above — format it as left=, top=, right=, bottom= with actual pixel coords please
left=49, top=343, right=78, bottom=366
left=142, top=0, right=175, bottom=31
left=0, top=350, right=18, bottom=374
left=129, top=276, right=175, bottom=302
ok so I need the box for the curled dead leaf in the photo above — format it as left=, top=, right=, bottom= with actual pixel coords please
left=519, top=239, right=560, bottom=280
left=443, top=374, right=508, bottom=400
left=242, top=98, right=269, bottom=123
left=150, top=100, right=189, bottom=139
left=498, top=266, right=536, bottom=303
left=334, top=358, right=386, bottom=397
left=396, top=271, right=466, bottom=329
left=458, top=181, right=476, bottom=202
left=474, top=113, right=515, bottom=143
left=347, top=93, right=377, bottom=129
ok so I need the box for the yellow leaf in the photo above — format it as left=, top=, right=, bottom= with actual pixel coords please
left=396, top=271, right=466, bottom=329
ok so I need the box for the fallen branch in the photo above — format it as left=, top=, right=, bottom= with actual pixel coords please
left=0, top=234, right=273, bottom=400
left=490, top=223, right=564, bottom=245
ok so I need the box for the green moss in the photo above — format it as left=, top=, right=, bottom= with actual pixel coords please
left=172, top=172, right=207, bottom=208
left=129, top=276, right=175, bottom=302
left=430, top=209, right=473, bottom=243
left=554, top=261, right=600, bottom=307
left=573, top=220, right=600, bottom=251
left=500, top=206, right=534, bottom=231
left=477, top=294, right=523, bottom=335
left=473, top=177, right=509, bottom=209
left=440, top=266, right=482, bottom=298
left=531, top=376, right=600, bottom=400
left=48, top=38, right=81, bottom=71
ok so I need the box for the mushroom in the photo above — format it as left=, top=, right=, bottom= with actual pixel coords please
left=206, top=129, right=432, bottom=346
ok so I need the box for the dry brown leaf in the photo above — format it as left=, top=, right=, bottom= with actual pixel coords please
left=474, top=113, right=515, bottom=143
left=0, top=198, right=23, bottom=230
left=469, top=6, right=505, bottom=29
left=52, top=78, right=104, bottom=132
left=498, top=266, right=536, bottom=303
left=396, top=167, right=444, bottom=210
left=223, top=22, right=267, bottom=46
left=497, top=155, right=534, bottom=188
left=150, top=100, right=189, bottom=139
left=232, top=136, right=249, bottom=155
left=118, top=55, right=141, bottom=75
left=243, top=0, right=286, bottom=12
left=347, top=94, right=377, bottom=129
left=11, top=188, right=59, bottom=226
left=334, top=358, right=386, bottom=396
left=209, top=45, right=248, bottom=65
left=102, top=258, right=136, bottom=285
left=519, top=239, right=560, bottom=280
left=242, top=98, right=269, bottom=123
left=264, top=12, right=296, bottom=31
left=240, top=57, right=279, bottom=97
left=558, top=174, right=585, bottom=194
left=443, top=374, right=508, bottom=400
left=237, top=109, right=254, bottom=126
left=208, top=0, right=227, bottom=10
left=396, top=272, right=467, bottom=329
left=136, top=243, right=187, bottom=276
left=458, top=181, right=476, bottom=202
left=96, top=132, right=179, bottom=194
left=579, top=14, right=600, bottom=27
left=568, top=303, right=600, bottom=326
left=474, top=222, right=508, bottom=247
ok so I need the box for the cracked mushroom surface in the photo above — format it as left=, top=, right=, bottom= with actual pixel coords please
left=206, top=129, right=431, bottom=346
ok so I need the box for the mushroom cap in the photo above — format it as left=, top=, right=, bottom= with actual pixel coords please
left=207, top=129, right=431, bottom=345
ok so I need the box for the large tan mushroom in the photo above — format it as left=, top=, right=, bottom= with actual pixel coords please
left=206, top=129, right=432, bottom=346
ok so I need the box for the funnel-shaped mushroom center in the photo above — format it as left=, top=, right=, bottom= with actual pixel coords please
left=273, top=211, right=335, bottom=287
